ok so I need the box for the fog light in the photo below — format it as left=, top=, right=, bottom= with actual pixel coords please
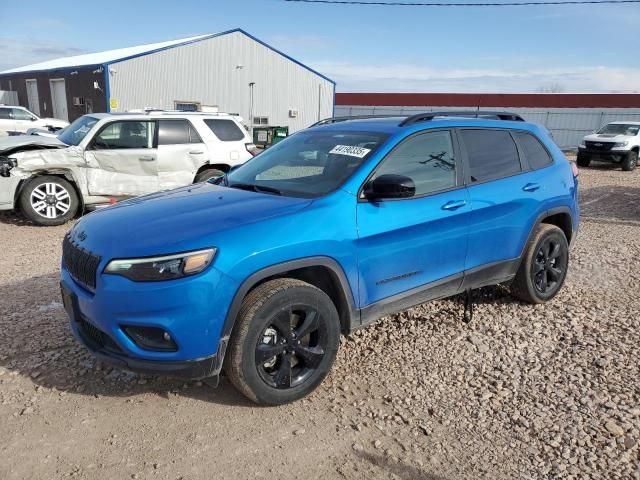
left=123, top=326, right=178, bottom=352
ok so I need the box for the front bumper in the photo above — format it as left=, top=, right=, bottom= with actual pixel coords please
left=578, top=148, right=630, bottom=162
left=62, top=281, right=227, bottom=379
left=60, top=259, right=238, bottom=379
left=0, top=176, right=20, bottom=210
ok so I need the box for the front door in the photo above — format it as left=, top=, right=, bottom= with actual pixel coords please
left=356, top=130, right=470, bottom=308
left=25, top=80, right=40, bottom=116
left=84, top=120, right=159, bottom=197
left=49, top=79, right=68, bottom=121
left=156, top=119, right=208, bottom=189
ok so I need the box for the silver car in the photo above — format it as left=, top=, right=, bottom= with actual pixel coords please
left=0, top=111, right=257, bottom=225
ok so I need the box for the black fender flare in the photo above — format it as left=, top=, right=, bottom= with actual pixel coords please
left=221, top=256, right=359, bottom=341
left=516, top=205, right=575, bottom=270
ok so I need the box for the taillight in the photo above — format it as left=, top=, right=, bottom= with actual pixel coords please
left=570, top=160, right=579, bottom=177
left=245, top=143, right=261, bottom=157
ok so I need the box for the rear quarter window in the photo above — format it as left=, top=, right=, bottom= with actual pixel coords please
left=204, top=119, right=246, bottom=142
left=513, top=131, right=553, bottom=170
left=460, top=129, right=522, bottom=182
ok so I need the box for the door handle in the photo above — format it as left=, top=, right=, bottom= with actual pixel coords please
left=139, top=156, right=155, bottom=161
left=189, top=150, right=204, bottom=155
left=441, top=200, right=467, bottom=211
left=523, top=183, right=540, bottom=192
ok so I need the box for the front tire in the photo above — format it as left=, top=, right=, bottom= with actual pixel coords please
left=195, top=168, right=225, bottom=183
left=510, top=224, right=569, bottom=304
left=19, top=175, right=79, bottom=226
left=225, top=278, right=340, bottom=405
left=576, top=153, right=591, bottom=168
left=622, top=151, right=638, bottom=172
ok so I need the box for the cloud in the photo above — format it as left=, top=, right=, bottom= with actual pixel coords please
left=311, top=61, right=640, bottom=93
left=0, top=37, right=88, bottom=72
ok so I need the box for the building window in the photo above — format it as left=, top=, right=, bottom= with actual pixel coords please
left=174, top=101, right=200, bottom=112
left=253, top=116, right=269, bottom=125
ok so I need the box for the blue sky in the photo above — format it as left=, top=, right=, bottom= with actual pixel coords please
left=1, top=0, right=639, bottom=92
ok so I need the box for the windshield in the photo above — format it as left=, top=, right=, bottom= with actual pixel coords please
left=57, top=115, right=100, bottom=146
left=597, top=123, right=640, bottom=136
left=226, top=130, right=389, bottom=197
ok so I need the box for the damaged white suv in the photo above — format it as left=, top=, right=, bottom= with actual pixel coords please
left=0, top=111, right=257, bottom=225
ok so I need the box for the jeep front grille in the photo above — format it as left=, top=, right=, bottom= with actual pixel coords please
left=62, top=234, right=101, bottom=290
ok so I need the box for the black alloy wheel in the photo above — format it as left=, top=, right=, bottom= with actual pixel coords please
left=510, top=224, right=569, bottom=304
left=532, top=237, right=566, bottom=295
left=226, top=278, right=340, bottom=405
left=256, top=306, right=327, bottom=389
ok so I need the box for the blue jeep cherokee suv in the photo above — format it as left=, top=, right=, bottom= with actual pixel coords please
left=60, top=111, right=579, bottom=405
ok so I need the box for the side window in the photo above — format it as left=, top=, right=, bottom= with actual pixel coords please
left=93, top=121, right=156, bottom=150
left=12, top=108, right=34, bottom=121
left=460, top=129, right=521, bottom=182
left=513, top=131, right=553, bottom=170
left=371, top=130, right=457, bottom=196
left=158, top=120, right=202, bottom=145
left=0, top=108, right=12, bottom=119
left=204, top=119, right=245, bottom=142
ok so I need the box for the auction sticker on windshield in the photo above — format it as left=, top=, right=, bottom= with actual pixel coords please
left=329, top=145, right=371, bottom=158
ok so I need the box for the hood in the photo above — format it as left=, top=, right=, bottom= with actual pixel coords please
left=36, top=118, right=69, bottom=128
left=583, top=133, right=634, bottom=143
left=0, top=135, right=65, bottom=155
left=70, top=182, right=313, bottom=258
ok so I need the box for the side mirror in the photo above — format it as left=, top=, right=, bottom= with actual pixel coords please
left=364, top=174, right=415, bottom=200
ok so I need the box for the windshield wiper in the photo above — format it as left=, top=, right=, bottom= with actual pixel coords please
left=227, top=182, right=282, bottom=196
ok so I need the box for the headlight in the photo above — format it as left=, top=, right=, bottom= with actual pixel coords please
left=613, top=141, right=628, bottom=148
left=104, top=248, right=216, bottom=282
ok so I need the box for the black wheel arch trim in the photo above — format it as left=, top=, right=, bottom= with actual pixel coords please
left=221, top=256, right=360, bottom=342
left=516, top=206, right=575, bottom=270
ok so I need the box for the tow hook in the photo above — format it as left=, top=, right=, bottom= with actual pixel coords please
left=0, top=157, right=17, bottom=178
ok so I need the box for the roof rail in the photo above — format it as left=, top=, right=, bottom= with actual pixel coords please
left=310, top=115, right=401, bottom=128
left=399, top=111, right=525, bottom=127
left=129, top=108, right=238, bottom=117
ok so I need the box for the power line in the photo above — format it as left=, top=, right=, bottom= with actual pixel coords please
left=283, top=0, right=640, bottom=6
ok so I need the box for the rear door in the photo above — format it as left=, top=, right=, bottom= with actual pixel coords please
left=203, top=118, right=251, bottom=165
left=84, top=120, right=159, bottom=196
left=356, top=130, right=470, bottom=307
left=156, top=119, right=207, bottom=190
left=459, top=128, right=542, bottom=277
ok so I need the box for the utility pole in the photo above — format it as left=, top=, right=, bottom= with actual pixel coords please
left=249, top=82, right=256, bottom=136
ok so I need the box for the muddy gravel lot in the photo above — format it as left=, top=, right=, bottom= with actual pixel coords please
left=0, top=164, right=639, bottom=480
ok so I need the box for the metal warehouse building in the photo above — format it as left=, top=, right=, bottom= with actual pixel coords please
left=336, top=93, right=640, bottom=149
left=0, top=29, right=335, bottom=132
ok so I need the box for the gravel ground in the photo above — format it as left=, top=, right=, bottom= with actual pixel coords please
left=0, top=163, right=638, bottom=480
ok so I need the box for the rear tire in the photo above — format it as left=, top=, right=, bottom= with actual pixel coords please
left=510, top=224, right=569, bottom=304
left=621, top=151, right=638, bottom=172
left=19, top=175, right=79, bottom=226
left=195, top=169, right=225, bottom=183
left=225, top=278, right=340, bottom=405
left=576, top=154, right=591, bottom=168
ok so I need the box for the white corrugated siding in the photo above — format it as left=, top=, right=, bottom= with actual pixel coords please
left=109, top=31, right=334, bottom=132
left=335, top=105, right=640, bottom=149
